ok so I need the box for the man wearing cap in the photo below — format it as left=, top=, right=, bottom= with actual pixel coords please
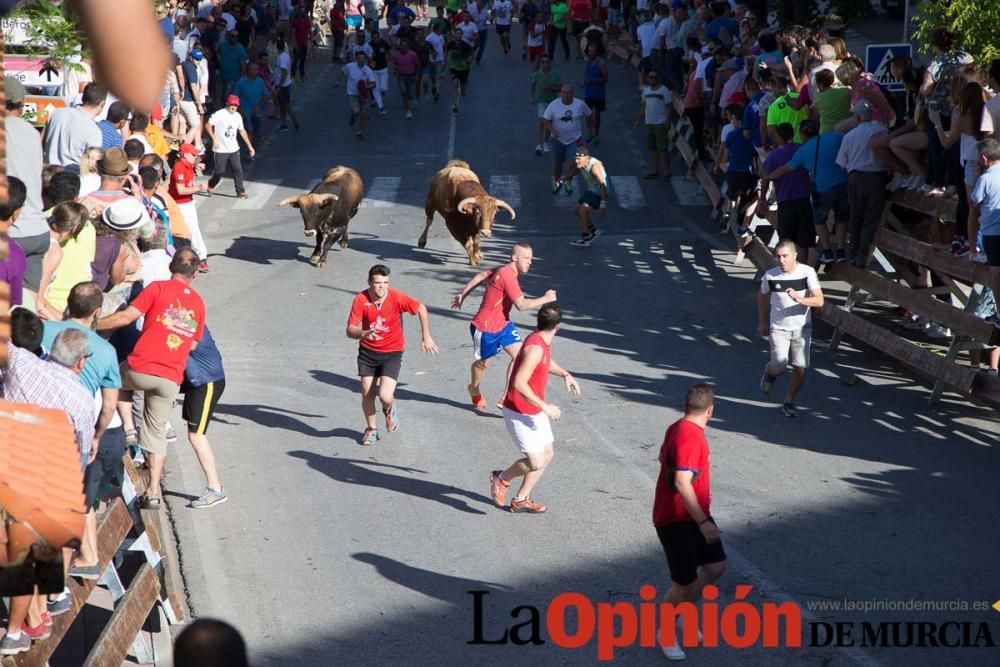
left=5, top=78, right=51, bottom=303
left=42, top=82, right=106, bottom=168
left=564, top=147, right=608, bottom=246
left=206, top=96, right=255, bottom=198
left=835, top=99, right=888, bottom=267
left=180, top=47, right=207, bottom=150
left=170, top=145, right=210, bottom=272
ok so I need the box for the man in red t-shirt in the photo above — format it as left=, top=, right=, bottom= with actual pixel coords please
left=651, top=383, right=727, bottom=660
left=98, top=249, right=205, bottom=509
left=489, top=303, right=580, bottom=514
left=452, top=242, right=556, bottom=411
left=169, top=143, right=209, bottom=271
left=346, top=264, right=439, bottom=445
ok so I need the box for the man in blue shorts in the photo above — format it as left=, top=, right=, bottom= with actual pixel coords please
left=451, top=242, right=557, bottom=411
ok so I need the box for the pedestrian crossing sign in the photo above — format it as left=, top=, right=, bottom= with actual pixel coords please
left=865, top=43, right=911, bottom=92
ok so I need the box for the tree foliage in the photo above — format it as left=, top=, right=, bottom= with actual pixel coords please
left=7, top=0, right=86, bottom=69
left=913, top=0, right=1000, bottom=65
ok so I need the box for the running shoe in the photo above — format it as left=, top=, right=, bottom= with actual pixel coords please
left=361, top=427, right=379, bottom=446
left=190, top=487, right=228, bottom=509
left=760, top=366, right=774, bottom=394
left=818, top=249, right=835, bottom=264
left=277, top=124, right=290, bottom=133
left=535, top=144, right=543, bottom=156
left=782, top=401, right=798, bottom=418
left=551, top=179, right=562, bottom=195
left=46, top=596, right=71, bottom=616
left=22, top=621, right=50, bottom=642
left=570, top=235, right=592, bottom=247
left=835, top=249, right=847, bottom=263
left=0, top=633, right=30, bottom=655
left=661, top=642, right=686, bottom=661
left=384, top=404, right=399, bottom=433
left=588, top=228, right=602, bottom=242
left=490, top=470, right=510, bottom=506
left=470, top=393, right=487, bottom=409
left=510, top=497, right=547, bottom=513
left=41, top=612, right=52, bottom=629
left=199, top=260, right=210, bottom=273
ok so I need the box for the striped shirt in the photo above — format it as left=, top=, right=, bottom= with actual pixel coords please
left=97, top=119, right=123, bottom=149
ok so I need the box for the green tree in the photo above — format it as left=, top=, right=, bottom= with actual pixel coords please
left=6, top=0, right=86, bottom=69
left=913, top=0, right=1000, bottom=65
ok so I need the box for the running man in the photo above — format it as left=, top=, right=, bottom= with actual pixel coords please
left=492, top=0, right=514, bottom=55
left=565, top=146, right=608, bottom=246
left=343, top=51, right=378, bottom=138
left=346, top=264, right=439, bottom=445
left=652, top=383, right=727, bottom=661
left=757, top=239, right=824, bottom=417
left=424, top=22, right=446, bottom=101
left=489, top=303, right=580, bottom=513
left=543, top=83, right=593, bottom=194
left=451, top=242, right=557, bottom=410
left=530, top=55, right=562, bottom=155
left=446, top=27, right=475, bottom=114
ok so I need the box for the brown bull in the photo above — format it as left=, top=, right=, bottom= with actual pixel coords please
left=278, top=166, right=364, bottom=268
left=418, top=160, right=516, bottom=266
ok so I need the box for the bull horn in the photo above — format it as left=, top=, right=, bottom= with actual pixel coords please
left=313, top=193, right=340, bottom=205
left=495, top=199, right=516, bottom=220
left=457, top=197, right=477, bottom=215
left=277, top=195, right=303, bottom=208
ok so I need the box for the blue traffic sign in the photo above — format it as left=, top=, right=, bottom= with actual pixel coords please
left=865, top=43, right=912, bottom=92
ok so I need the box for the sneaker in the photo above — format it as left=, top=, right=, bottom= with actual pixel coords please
left=384, top=404, right=398, bottom=433
left=47, top=595, right=71, bottom=616
left=470, top=393, right=487, bottom=409
left=510, top=497, right=547, bottom=513
left=198, top=260, right=210, bottom=273
left=885, top=173, right=904, bottom=192
left=0, top=633, right=30, bottom=655
left=661, top=641, right=686, bottom=660
left=563, top=179, right=574, bottom=195
left=190, top=487, right=228, bottom=509
left=818, top=249, right=835, bottom=264
left=782, top=401, right=798, bottom=418
left=588, top=228, right=602, bottom=242
left=22, top=621, right=50, bottom=641
left=379, top=108, right=387, bottom=116
left=277, top=124, right=290, bottom=133
left=552, top=179, right=563, bottom=195
left=760, top=366, right=774, bottom=394
left=926, top=324, right=952, bottom=339
left=535, top=144, right=543, bottom=156
left=405, top=110, right=413, bottom=119
left=570, top=235, right=592, bottom=247
left=969, top=250, right=988, bottom=264
left=542, top=142, right=550, bottom=153
left=41, top=612, right=52, bottom=628
left=361, top=427, right=379, bottom=446
left=490, top=470, right=510, bottom=507
left=835, top=249, right=847, bottom=263
left=69, top=562, right=102, bottom=580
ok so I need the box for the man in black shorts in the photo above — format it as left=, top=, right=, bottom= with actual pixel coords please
left=182, top=325, right=228, bottom=508
left=652, top=383, right=727, bottom=661
left=346, top=264, right=439, bottom=445
left=446, top=27, right=475, bottom=115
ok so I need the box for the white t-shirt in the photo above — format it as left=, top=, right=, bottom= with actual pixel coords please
left=720, top=122, right=734, bottom=144
left=635, top=21, right=657, bottom=58
left=42, top=106, right=102, bottom=167
left=209, top=109, right=244, bottom=153
left=343, top=62, right=376, bottom=96
left=458, top=22, right=478, bottom=46
left=654, top=16, right=676, bottom=48
left=527, top=22, right=545, bottom=48
left=543, top=97, right=592, bottom=145
left=492, top=0, right=513, bottom=25
left=426, top=32, right=445, bottom=62
left=275, top=51, right=293, bottom=87
left=141, top=249, right=173, bottom=287
left=641, top=84, right=671, bottom=125
left=694, top=56, right=713, bottom=97
left=469, top=4, right=489, bottom=29
left=345, top=41, right=374, bottom=61
left=221, top=11, right=237, bottom=31
left=760, top=264, right=821, bottom=330
left=79, top=172, right=102, bottom=198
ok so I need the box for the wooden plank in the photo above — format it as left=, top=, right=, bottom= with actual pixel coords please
left=818, top=304, right=978, bottom=395
left=826, top=263, right=999, bottom=345
left=875, top=228, right=993, bottom=286
left=890, top=190, right=958, bottom=223
left=81, top=564, right=160, bottom=667
left=9, top=499, right=133, bottom=667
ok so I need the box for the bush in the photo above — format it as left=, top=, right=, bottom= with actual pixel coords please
left=912, top=0, right=1000, bottom=66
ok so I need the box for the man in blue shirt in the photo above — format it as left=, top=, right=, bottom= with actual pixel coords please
left=233, top=62, right=271, bottom=142
left=769, top=120, right=849, bottom=264
left=704, top=1, right=738, bottom=46
left=97, top=101, right=130, bottom=149
left=181, top=325, right=228, bottom=508
left=970, top=138, right=1000, bottom=322
left=717, top=103, right=756, bottom=235
left=742, top=76, right=766, bottom=157
left=41, top=282, right=124, bottom=581
left=217, top=29, right=249, bottom=98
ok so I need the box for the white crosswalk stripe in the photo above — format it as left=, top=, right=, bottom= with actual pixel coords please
left=360, top=176, right=401, bottom=208
left=233, top=178, right=282, bottom=210
left=610, top=175, right=646, bottom=210
left=488, top=175, right=521, bottom=208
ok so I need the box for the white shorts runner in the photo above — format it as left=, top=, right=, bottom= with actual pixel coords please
left=503, top=406, right=553, bottom=454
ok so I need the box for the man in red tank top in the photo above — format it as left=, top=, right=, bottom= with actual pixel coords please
left=489, top=303, right=580, bottom=513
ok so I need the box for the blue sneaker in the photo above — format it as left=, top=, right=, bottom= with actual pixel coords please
left=360, top=428, right=379, bottom=445
left=384, top=404, right=398, bottom=433
left=551, top=179, right=562, bottom=195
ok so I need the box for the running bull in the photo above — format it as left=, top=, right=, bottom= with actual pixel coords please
left=419, top=160, right=516, bottom=266
left=278, top=166, right=364, bottom=268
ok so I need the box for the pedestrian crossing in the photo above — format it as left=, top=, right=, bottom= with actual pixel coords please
left=214, top=173, right=692, bottom=212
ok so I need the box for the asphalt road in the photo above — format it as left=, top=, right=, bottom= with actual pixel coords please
left=161, top=29, right=1000, bottom=667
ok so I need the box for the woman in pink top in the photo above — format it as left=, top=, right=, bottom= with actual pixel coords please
left=833, top=59, right=895, bottom=133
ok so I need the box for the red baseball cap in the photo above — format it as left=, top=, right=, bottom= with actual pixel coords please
left=179, top=143, right=202, bottom=156
left=226, top=94, right=240, bottom=107
left=150, top=103, right=164, bottom=121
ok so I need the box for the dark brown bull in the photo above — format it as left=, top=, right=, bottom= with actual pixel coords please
left=278, top=166, right=365, bottom=268
left=418, top=160, right=516, bottom=266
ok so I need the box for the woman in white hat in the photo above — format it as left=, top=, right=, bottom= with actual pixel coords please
left=96, top=198, right=152, bottom=312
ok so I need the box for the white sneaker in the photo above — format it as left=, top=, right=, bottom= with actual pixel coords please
left=405, top=110, right=413, bottom=119
left=970, top=250, right=988, bottom=263
left=905, top=174, right=925, bottom=190
left=534, top=144, right=543, bottom=156
left=661, top=642, right=686, bottom=661
left=886, top=173, right=904, bottom=192
left=542, top=142, right=551, bottom=153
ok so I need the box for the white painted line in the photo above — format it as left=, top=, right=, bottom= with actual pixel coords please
left=609, top=175, right=646, bottom=210
left=447, top=111, right=456, bottom=161
left=233, top=178, right=282, bottom=210
left=488, top=175, right=521, bottom=208
left=670, top=176, right=709, bottom=206
left=360, top=176, right=402, bottom=208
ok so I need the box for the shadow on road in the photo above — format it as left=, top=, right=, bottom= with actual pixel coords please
left=351, top=552, right=514, bottom=604
left=288, top=450, right=493, bottom=515
left=214, top=403, right=359, bottom=440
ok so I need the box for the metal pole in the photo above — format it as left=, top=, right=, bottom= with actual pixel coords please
left=902, top=0, right=910, bottom=43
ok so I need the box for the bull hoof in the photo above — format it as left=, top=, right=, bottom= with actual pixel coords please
left=339, top=240, right=349, bottom=248
left=308, top=255, right=321, bottom=266
left=417, top=238, right=427, bottom=249
left=316, top=261, right=327, bottom=268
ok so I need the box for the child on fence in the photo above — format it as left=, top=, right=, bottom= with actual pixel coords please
left=716, top=103, right=756, bottom=237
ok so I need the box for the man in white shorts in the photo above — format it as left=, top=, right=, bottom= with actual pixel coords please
left=489, top=303, right=580, bottom=514
left=757, top=239, right=824, bottom=418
